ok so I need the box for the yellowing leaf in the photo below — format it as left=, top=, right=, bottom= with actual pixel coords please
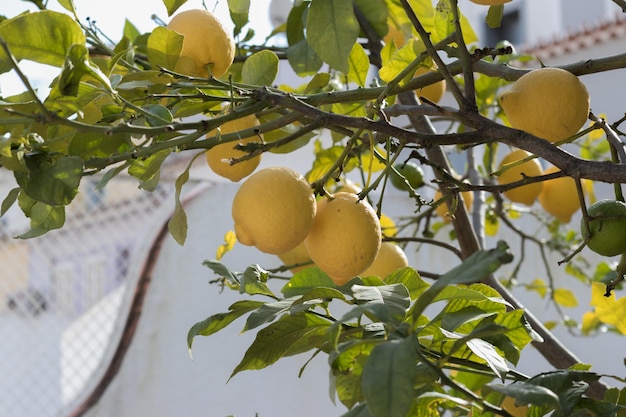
left=216, top=230, right=237, bottom=260
left=529, top=278, right=547, bottom=298
left=378, top=39, right=418, bottom=84
left=590, top=281, right=626, bottom=334
left=581, top=311, right=600, bottom=334
left=347, top=43, right=369, bottom=87
left=553, top=288, right=578, bottom=308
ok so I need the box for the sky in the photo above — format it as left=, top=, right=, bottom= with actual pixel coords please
left=0, top=0, right=276, bottom=96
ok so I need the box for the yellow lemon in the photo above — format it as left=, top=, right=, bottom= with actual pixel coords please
left=361, top=242, right=409, bottom=279
left=384, top=21, right=406, bottom=47
left=277, top=241, right=312, bottom=274
left=305, top=192, right=382, bottom=285
left=434, top=189, right=473, bottom=223
left=167, top=9, right=235, bottom=78
left=206, top=114, right=262, bottom=182
left=470, top=0, right=511, bottom=5
left=538, top=166, right=584, bottom=223
left=499, top=67, right=590, bottom=143
left=232, top=167, right=316, bottom=255
left=496, top=149, right=544, bottom=206
left=414, top=66, right=446, bottom=104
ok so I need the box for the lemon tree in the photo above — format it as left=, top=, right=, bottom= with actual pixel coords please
left=2, top=0, right=626, bottom=415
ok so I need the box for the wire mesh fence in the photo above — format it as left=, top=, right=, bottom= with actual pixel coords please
left=0, top=171, right=186, bottom=417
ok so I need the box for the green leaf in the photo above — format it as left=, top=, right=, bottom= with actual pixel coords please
left=432, top=0, right=478, bottom=45
left=228, top=0, right=250, bottom=35
left=347, top=43, right=369, bottom=87
left=291, top=287, right=346, bottom=306
left=14, top=154, right=83, bottom=206
left=281, top=267, right=337, bottom=297
left=241, top=264, right=275, bottom=297
left=128, top=149, right=171, bottom=190
left=243, top=298, right=296, bottom=331
left=303, top=72, right=330, bottom=93
left=141, top=104, right=173, bottom=127
left=361, top=338, right=417, bottom=417
left=410, top=241, right=513, bottom=322
left=56, top=0, right=77, bottom=14
left=146, top=26, right=184, bottom=71
left=353, top=0, right=388, bottom=38
left=17, top=201, right=65, bottom=239
left=231, top=312, right=331, bottom=378
left=1, top=187, right=20, bottom=216
left=287, top=39, right=322, bottom=76
left=488, top=382, right=560, bottom=408
left=241, top=50, right=279, bottom=86
left=162, top=0, right=188, bottom=16
left=0, top=11, right=86, bottom=73
left=306, top=0, right=359, bottom=73
left=352, top=284, right=411, bottom=323
left=486, top=5, right=504, bottom=29
left=383, top=267, right=429, bottom=299
left=202, top=260, right=239, bottom=287
left=168, top=162, right=190, bottom=245
left=285, top=0, right=307, bottom=45
left=58, top=44, right=114, bottom=96
left=187, top=300, right=265, bottom=350
left=123, top=19, right=142, bottom=42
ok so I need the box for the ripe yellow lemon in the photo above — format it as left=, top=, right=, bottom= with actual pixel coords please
left=206, top=114, right=262, bottom=182
left=496, top=149, right=544, bottom=206
left=470, top=0, right=511, bottom=5
left=581, top=199, right=626, bottom=257
left=383, top=21, right=405, bottom=47
left=414, top=66, right=446, bottom=104
left=277, top=241, right=312, bottom=274
left=305, top=192, right=382, bottom=285
left=538, top=166, right=583, bottom=223
left=434, top=189, right=473, bottom=223
left=499, top=67, right=590, bottom=143
left=361, top=241, right=409, bottom=279
left=167, top=9, right=235, bottom=78
left=232, top=167, right=316, bottom=255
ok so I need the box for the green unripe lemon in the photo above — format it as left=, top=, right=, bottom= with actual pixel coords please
left=581, top=199, right=626, bottom=257
left=390, top=162, right=425, bottom=191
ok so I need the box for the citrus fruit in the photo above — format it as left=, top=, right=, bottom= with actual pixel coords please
left=470, top=0, right=511, bottom=5
left=206, top=114, right=262, bottom=182
left=414, top=66, right=446, bottom=104
left=496, top=149, right=543, bottom=206
left=499, top=67, right=590, bottom=143
left=390, top=161, right=425, bottom=191
left=277, top=241, right=312, bottom=274
left=538, top=166, right=583, bottom=223
left=501, top=396, right=528, bottom=417
left=361, top=241, right=409, bottom=279
left=581, top=199, right=626, bottom=257
left=434, top=189, right=473, bottom=223
left=383, top=21, right=405, bottom=47
left=305, top=192, right=382, bottom=285
left=334, top=179, right=362, bottom=194
left=167, top=9, right=235, bottom=78
left=232, top=167, right=316, bottom=255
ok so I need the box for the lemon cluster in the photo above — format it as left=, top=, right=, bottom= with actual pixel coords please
left=231, top=168, right=411, bottom=285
